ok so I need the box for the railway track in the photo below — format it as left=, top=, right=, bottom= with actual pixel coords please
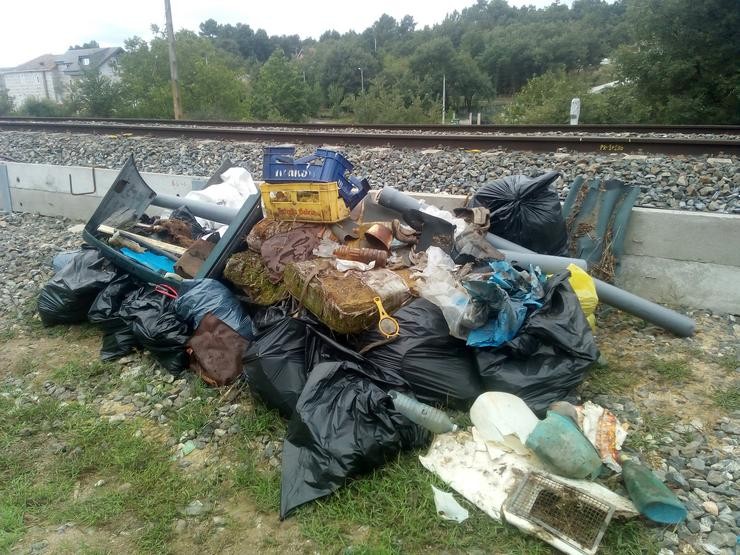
left=0, top=117, right=738, bottom=156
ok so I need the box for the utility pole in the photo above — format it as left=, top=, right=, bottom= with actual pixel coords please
left=164, top=0, right=183, bottom=119
left=442, top=74, right=446, bottom=124
left=357, top=67, right=364, bottom=94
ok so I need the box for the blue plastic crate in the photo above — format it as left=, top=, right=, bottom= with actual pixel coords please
left=262, top=146, right=369, bottom=209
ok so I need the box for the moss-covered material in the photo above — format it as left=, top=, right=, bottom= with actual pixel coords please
left=283, top=259, right=414, bottom=334
left=223, top=251, right=287, bottom=306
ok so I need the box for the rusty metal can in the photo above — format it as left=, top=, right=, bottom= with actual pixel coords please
left=333, top=246, right=388, bottom=268
left=365, top=223, right=394, bottom=250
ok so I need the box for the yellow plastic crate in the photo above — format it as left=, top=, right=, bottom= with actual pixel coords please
left=259, top=181, right=350, bottom=223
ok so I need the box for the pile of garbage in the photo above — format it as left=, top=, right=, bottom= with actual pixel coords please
left=36, top=147, right=691, bottom=552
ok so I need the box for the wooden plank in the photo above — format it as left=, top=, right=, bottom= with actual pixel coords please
left=97, top=225, right=186, bottom=255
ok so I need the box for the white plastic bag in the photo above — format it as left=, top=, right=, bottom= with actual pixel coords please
left=182, top=167, right=258, bottom=232
left=414, top=247, right=485, bottom=339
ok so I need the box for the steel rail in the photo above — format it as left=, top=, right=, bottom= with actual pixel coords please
left=0, top=119, right=737, bottom=156
left=1, top=116, right=739, bottom=135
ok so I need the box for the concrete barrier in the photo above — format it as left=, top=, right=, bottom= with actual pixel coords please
left=2, top=161, right=738, bottom=314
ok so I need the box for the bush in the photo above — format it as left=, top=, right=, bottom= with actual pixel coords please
left=17, top=98, right=70, bottom=117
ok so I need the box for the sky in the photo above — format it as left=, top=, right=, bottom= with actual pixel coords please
left=0, top=0, right=569, bottom=67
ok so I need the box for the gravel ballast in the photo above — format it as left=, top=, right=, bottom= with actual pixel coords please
left=0, top=131, right=738, bottom=214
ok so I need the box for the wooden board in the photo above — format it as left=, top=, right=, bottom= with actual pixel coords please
left=97, top=225, right=186, bottom=255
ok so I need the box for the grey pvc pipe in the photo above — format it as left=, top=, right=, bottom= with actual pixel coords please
left=491, top=231, right=695, bottom=337
left=499, top=249, right=587, bottom=273
left=379, top=185, right=696, bottom=337
left=377, top=185, right=424, bottom=214
left=152, top=194, right=239, bottom=225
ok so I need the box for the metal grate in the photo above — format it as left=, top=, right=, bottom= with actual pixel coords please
left=506, top=472, right=615, bottom=554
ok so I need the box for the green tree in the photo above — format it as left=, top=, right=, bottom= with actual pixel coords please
left=115, top=31, right=247, bottom=119
left=66, top=70, right=117, bottom=116
left=342, top=79, right=434, bottom=124
left=69, top=40, right=100, bottom=50
left=248, top=50, right=314, bottom=121
left=616, top=0, right=739, bottom=123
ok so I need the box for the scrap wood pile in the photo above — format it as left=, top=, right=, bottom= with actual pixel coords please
left=36, top=146, right=690, bottom=554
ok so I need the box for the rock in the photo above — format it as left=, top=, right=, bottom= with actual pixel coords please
left=699, top=543, right=721, bottom=555
left=703, top=501, right=719, bottom=516
left=108, top=414, right=126, bottom=424
left=663, top=531, right=680, bottom=547
left=699, top=516, right=714, bottom=532
left=212, top=516, right=226, bottom=526
left=706, top=532, right=736, bottom=548
left=688, top=458, right=706, bottom=472
left=706, top=471, right=724, bottom=487
left=182, top=500, right=212, bottom=517
left=94, top=479, right=105, bottom=487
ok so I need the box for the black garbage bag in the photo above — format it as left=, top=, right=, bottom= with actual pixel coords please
left=470, top=171, right=568, bottom=256
left=250, top=301, right=293, bottom=334
left=38, top=247, right=117, bottom=326
left=280, top=360, right=430, bottom=519
left=174, top=279, right=254, bottom=339
left=357, top=299, right=482, bottom=408
left=118, top=287, right=191, bottom=374
left=475, top=271, right=599, bottom=416
left=242, top=316, right=312, bottom=418
left=87, top=273, right=140, bottom=361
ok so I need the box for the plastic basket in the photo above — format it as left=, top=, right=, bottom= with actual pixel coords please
left=262, top=146, right=370, bottom=209
left=260, top=181, right=350, bottom=223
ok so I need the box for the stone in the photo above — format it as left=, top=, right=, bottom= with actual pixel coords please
left=663, top=531, right=680, bottom=547
left=212, top=516, right=226, bottom=526
left=706, top=532, right=736, bottom=548
left=706, top=471, right=724, bottom=487
left=182, top=500, right=212, bottom=517
left=688, top=458, right=706, bottom=472
left=703, top=501, right=719, bottom=516
left=108, top=414, right=126, bottom=424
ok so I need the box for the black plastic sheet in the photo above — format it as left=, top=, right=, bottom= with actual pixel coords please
left=280, top=360, right=430, bottom=519
left=357, top=299, right=482, bottom=408
left=118, top=287, right=191, bottom=374
left=87, top=273, right=140, bottom=361
left=242, top=316, right=312, bottom=418
left=475, top=271, right=600, bottom=416
left=38, top=247, right=117, bottom=326
left=470, top=172, right=568, bottom=256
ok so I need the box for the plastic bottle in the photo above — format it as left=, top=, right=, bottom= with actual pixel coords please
left=389, top=391, right=457, bottom=434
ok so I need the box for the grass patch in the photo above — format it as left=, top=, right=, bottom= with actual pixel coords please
left=714, top=354, right=738, bottom=372
left=624, top=413, right=673, bottom=453
left=713, top=386, right=740, bottom=412
left=231, top=402, right=286, bottom=511
left=646, top=357, right=691, bottom=382
left=169, top=378, right=219, bottom=437
left=583, top=361, right=635, bottom=394
left=52, top=359, right=118, bottom=385
left=0, top=387, right=215, bottom=553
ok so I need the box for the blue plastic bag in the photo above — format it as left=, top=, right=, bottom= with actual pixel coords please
left=174, top=279, right=254, bottom=339
left=464, top=261, right=546, bottom=348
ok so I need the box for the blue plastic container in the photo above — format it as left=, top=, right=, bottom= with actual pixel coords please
left=525, top=411, right=603, bottom=480
left=262, top=146, right=370, bottom=209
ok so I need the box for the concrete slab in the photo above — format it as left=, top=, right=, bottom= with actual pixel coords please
left=616, top=255, right=740, bottom=315
left=624, top=208, right=740, bottom=267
